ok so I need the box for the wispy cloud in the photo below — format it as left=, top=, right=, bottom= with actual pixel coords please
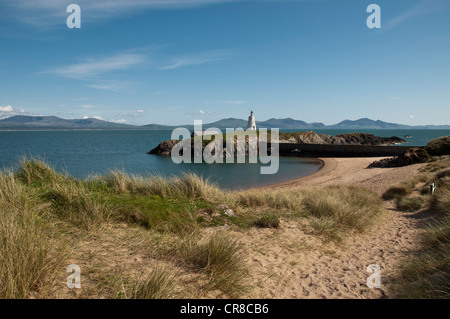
left=6, top=0, right=242, bottom=27
left=80, top=104, right=99, bottom=109
left=119, top=110, right=145, bottom=118
left=88, top=81, right=132, bottom=91
left=384, top=0, right=450, bottom=30
left=45, top=52, right=147, bottom=80
left=159, top=50, right=232, bottom=70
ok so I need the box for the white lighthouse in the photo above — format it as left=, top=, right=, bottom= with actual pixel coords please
left=247, top=111, right=256, bottom=130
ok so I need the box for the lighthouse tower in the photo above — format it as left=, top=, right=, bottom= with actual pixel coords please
left=247, top=111, right=256, bottom=130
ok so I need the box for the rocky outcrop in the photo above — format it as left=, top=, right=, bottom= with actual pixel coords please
left=147, top=140, right=179, bottom=156
left=368, top=135, right=450, bottom=168
left=149, top=132, right=407, bottom=157
left=279, top=132, right=406, bottom=146
left=368, top=148, right=430, bottom=168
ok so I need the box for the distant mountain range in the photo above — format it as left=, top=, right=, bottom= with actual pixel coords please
left=0, top=115, right=449, bottom=130
left=0, top=116, right=136, bottom=130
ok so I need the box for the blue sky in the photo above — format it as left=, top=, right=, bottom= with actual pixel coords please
left=0, top=0, right=449, bottom=126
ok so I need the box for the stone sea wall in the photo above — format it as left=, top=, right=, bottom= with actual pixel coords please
left=278, top=143, right=413, bottom=157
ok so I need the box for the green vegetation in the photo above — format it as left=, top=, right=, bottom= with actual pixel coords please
left=424, top=135, right=450, bottom=156
left=253, top=214, right=280, bottom=229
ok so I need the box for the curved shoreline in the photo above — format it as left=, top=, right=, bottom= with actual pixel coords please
left=258, top=157, right=338, bottom=190
left=257, top=156, right=429, bottom=195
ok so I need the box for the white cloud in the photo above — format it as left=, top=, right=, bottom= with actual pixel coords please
left=159, top=50, right=232, bottom=70
left=0, top=105, right=14, bottom=112
left=6, top=0, right=242, bottom=27
left=83, top=115, right=103, bottom=120
left=409, top=114, right=416, bottom=119
left=0, top=105, right=30, bottom=119
left=137, top=110, right=144, bottom=113
left=88, top=81, right=131, bottom=91
left=45, top=52, right=147, bottom=80
left=384, top=0, right=450, bottom=30
left=110, top=119, right=129, bottom=124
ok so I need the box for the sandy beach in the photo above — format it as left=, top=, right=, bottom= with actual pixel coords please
left=235, top=157, right=430, bottom=298
left=265, top=157, right=424, bottom=194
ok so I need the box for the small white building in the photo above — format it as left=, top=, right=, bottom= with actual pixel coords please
left=247, top=111, right=256, bottom=130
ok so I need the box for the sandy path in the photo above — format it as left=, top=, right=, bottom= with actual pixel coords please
left=237, top=157, right=428, bottom=298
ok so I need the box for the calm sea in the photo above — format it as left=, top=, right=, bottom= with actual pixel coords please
left=0, top=129, right=448, bottom=190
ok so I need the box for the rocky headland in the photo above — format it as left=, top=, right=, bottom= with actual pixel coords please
left=368, top=135, right=450, bottom=168
left=148, top=132, right=407, bottom=156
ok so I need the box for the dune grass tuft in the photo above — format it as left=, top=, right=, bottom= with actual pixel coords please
left=0, top=172, right=66, bottom=298
left=182, top=232, right=248, bottom=297
left=396, top=196, right=427, bottom=212
left=16, top=157, right=66, bottom=186
left=130, top=267, right=176, bottom=299
left=97, top=170, right=223, bottom=201
left=253, top=214, right=280, bottom=229
left=236, top=189, right=303, bottom=210
left=302, top=185, right=385, bottom=240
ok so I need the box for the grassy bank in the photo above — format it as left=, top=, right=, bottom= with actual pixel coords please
left=1, top=157, right=388, bottom=298
left=382, top=156, right=450, bottom=298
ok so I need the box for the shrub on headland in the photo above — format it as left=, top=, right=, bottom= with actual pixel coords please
left=425, top=135, right=450, bottom=156
left=369, top=135, right=450, bottom=168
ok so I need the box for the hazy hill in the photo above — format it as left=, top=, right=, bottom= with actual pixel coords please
left=0, top=115, right=137, bottom=130
left=1, top=115, right=449, bottom=130
left=328, top=118, right=410, bottom=129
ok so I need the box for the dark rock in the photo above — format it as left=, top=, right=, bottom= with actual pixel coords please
left=149, top=132, right=407, bottom=157
left=368, top=148, right=430, bottom=168
left=279, top=132, right=406, bottom=146
left=147, top=140, right=180, bottom=156
left=333, top=133, right=406, bottom=146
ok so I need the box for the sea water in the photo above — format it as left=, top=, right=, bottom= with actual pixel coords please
left=0, top=129, right=447, bottom=189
